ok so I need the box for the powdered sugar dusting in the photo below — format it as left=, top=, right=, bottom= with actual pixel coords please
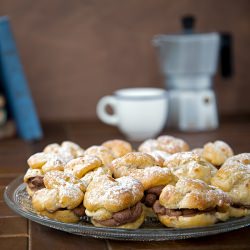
left=86, top=176, right=143, bottom=207
left=168, top=178, right=231, bottom=209
left=138, top=139, right=159, bottom=153
left=28, top=152, right=66, bottom=172
left=43, top=141, right=85, bottom=163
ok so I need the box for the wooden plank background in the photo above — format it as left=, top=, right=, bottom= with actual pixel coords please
left=0, top=0, right=249, bottom=120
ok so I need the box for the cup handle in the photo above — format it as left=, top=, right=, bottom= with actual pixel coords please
left=96, top=96, right=118, bottom=126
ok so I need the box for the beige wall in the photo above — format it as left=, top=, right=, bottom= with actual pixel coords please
left=1, top=0, right=250, bottom=120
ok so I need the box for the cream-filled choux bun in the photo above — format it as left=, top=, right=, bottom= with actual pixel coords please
left=43, top=141, right=84, bottom=162
left=64, top=155, right=112, bottom=187
left=211, top=153, right=250, bottom=217
left=84, top=175, right=145, bottom=228
left=111, top=152, right=175, bottom=190
left=139, top=135, right=190, bottom=155
left=25, top=152, right=66, bottom=196
left=111, top=152, right=176, bottom=216
left=163, top=152, right=217, bottom=184
left=201, top=140, right=234, bottom=167
left=153, top=178, right=231, bottom=228
left=102, top=139, right=133, bottom=158
left=138, top=135, right=190, bottom=166
left=32, top=171, right=86, bottom=223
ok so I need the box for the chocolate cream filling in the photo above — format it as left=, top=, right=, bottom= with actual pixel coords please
left=72, top=204, right=86, bottom=217
left=93, top=202, right=143, bottom=227
left=231, top=203, right=250, bottom=209
left=143, top=185, right=165, bottom=208
left=153, top=200, right=218, bottom=217
left=27, top=176, right=45, bottom=191
left=53, top=204, right=86, bottom=217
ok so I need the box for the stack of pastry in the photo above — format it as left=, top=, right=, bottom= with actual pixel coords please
left=23, top=137, right=250, bottom=229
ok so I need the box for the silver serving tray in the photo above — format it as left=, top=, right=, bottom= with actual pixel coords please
left=4, top=176, right=250, bottom=241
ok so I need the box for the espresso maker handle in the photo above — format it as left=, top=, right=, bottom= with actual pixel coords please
left=220, top=33, right=234, bottom=78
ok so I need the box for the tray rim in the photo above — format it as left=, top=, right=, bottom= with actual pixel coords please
left=4, top=175, right=250, bottom=241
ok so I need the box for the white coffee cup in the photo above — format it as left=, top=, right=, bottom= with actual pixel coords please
left=96, top=88, right=168, bottom=141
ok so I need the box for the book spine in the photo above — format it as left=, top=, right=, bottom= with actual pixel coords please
left=0, top=108, right=7, bottom=126
left=0, top=16, right=43, bottom=140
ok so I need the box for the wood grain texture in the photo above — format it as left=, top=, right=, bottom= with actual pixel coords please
left=0, top=217, right=28, bottom=235
left=108, top=227, right=250, bottom=250
left=0, top=237, right=28, bottom=250
left=29, top=222, right=107, bottom=250
left=0, top=0, right=249, bottom=120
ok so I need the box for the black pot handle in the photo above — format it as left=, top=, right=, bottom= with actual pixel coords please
left=220, top=33, right=234, bottom=78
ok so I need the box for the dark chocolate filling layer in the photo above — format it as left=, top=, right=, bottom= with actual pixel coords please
left=93, top=202, right=143, bottom=227
left=231, top=203, right=250, bottom=209
left=143, top=185, right=165, bottom=208
left=153, top=200, right=217, bottom=217
left=27, top=176, right=45, bottom=191
left=72, top=204, right=86, bottom=217
left=53, top=204, right=85, bottom=217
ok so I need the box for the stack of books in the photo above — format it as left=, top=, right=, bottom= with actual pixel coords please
left=0, top=16, right=43, bottom=141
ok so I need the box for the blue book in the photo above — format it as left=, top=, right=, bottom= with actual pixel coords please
left=0, top=16, right=43, bottom=140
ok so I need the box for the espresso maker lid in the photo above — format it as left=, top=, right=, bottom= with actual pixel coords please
left=152, top=16, right=220, bottom=77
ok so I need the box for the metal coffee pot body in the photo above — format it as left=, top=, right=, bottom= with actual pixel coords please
left=152, top=17, right=233, bottom=131
left=153, top=33, right=220, bottom=91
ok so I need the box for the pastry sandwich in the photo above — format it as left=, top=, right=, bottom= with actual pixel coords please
left=211, top=153, right=250, bottom=217
left=153, top=178, right=231, bottom=228
left=32, top=171, right=86, bottom=223
left=162, top=152, right=217, bottom=184
left=111, top=152, right=175, bottom=216
left=84, top=175, right=145, bottom=229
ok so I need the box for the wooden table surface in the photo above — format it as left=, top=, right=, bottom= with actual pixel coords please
left=1, top=119, right=250, bottom=250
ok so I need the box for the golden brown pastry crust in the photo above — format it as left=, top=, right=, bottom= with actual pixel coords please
left=139, top=135, right=190, bottom=154
left=27, top=152, right=65, bottom=173
left=128, top=167, right=174, bottom=190
left=163, top=152, right=217, bottom=184
left=191, top=148, right=204, bottom=156
left=43, top=141, right=84, bottom=162
left=202, top=140, right=234, bottom=167
left=111, top=152, right=174, bottom=190
left=64, top=155, right=102, bottom=178
left=159, top=178, right=230, bottom=210
left=32, top=171, right=85, bottom=223
left=156, top=178, right=230, bottom=228
left=148, top=150, right=171, bottom=167
left=43, top=170, right=86, bottom=192
left=102, top=139, right=132, bottom=158
left=32, top=186, right=84, bottom=212
left=157, top=135, right=190, bottom=153
left=80, top=165, right=112, bottom=188
left=38, top=210, right=80, bottom=223
left=211, top=153, right=250, bottom=207
left=228, top=207, right=250, bottom=218
left=84, top=175, right=144, bottom=214
left=84, top=146, right=115, bottom=166
left=111, top=152, right=157, bottom=174
left=158, top=213, right=218, bottom=228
